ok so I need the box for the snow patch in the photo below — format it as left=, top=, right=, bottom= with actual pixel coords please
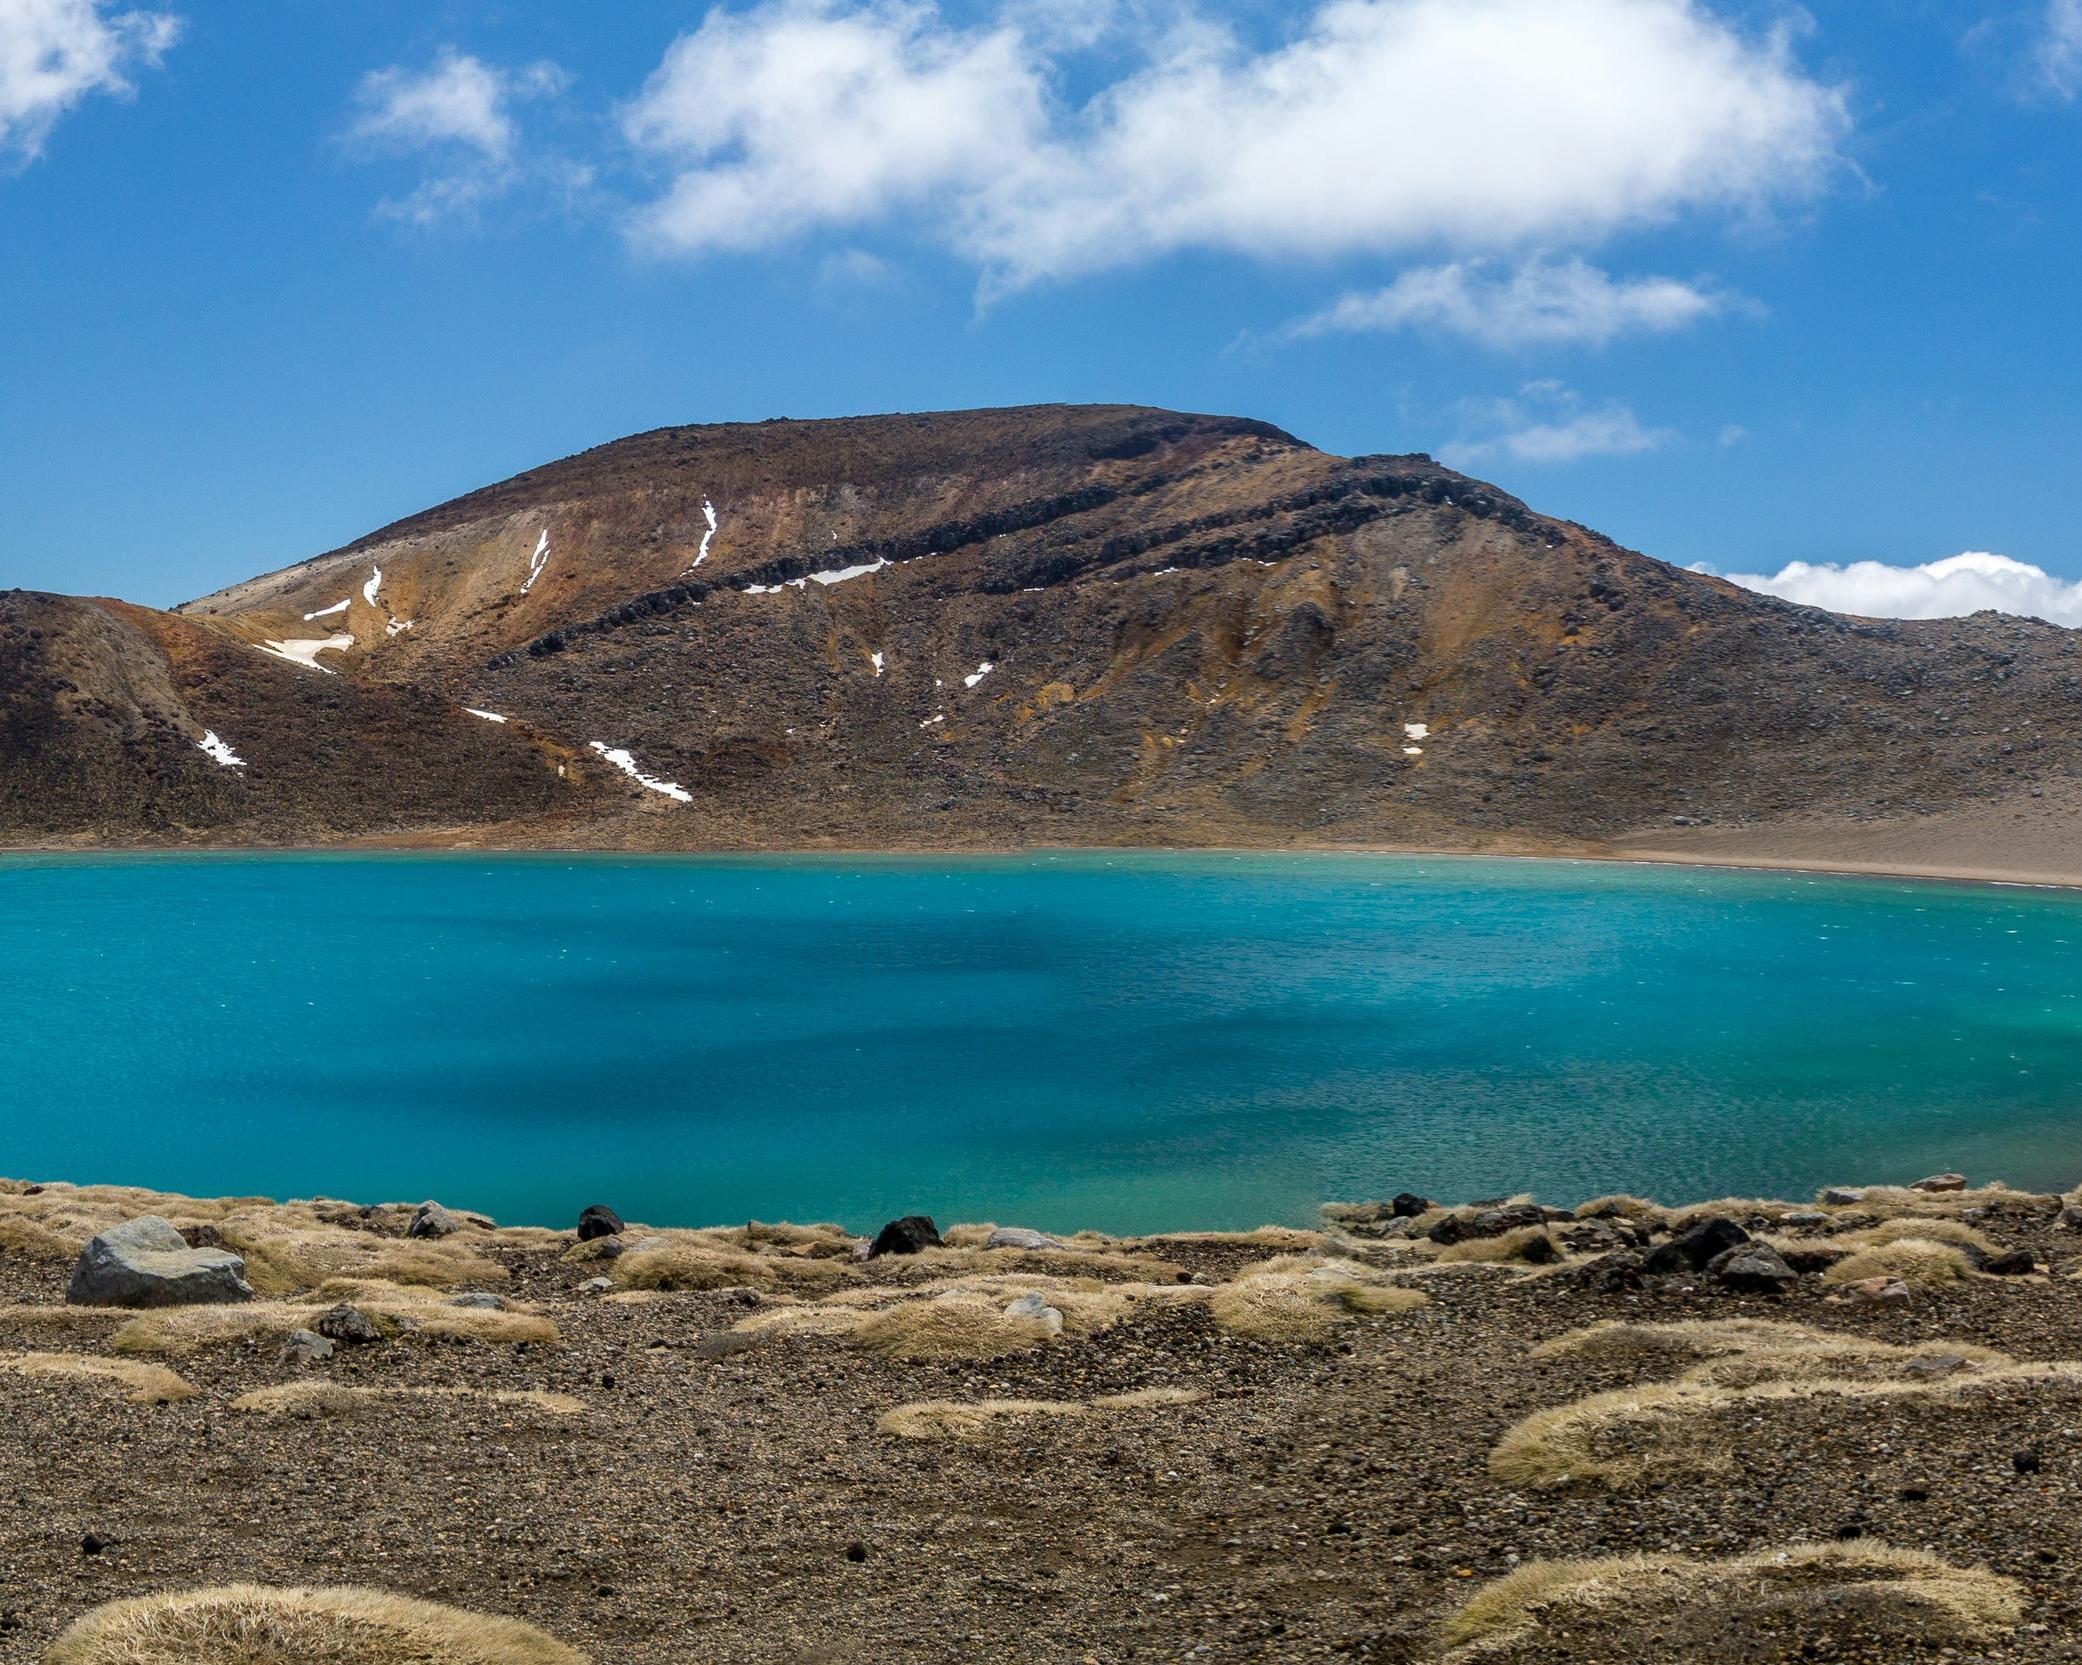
left=521, top=530, right=550, bottom=596
left=1403, top=722, right=1430, bottom=741
left=303, top=599, right=350, bottom=621
left=681, top=498, right=720, bottom=575
left=740, top=554, right=895, bottom=595
left=386, top=618, right=414, bottom=637
left=588, top=741, right=692, bottom=803
left=362, top=567, right=382, bottom=607
left=963, top=661, right=995, bottom=688
left=258, top=633, right=354, bottom=673
left=196, top=731, right=245, bottom=767
left=920, top=713, right=945, bottom=728
left=870, top=651, right=885, bottom=676
left=463, top=707, right=508, bottom=724
left=1403, top=745, right=1424, bottom=757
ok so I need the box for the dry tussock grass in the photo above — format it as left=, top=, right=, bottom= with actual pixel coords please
left=1206, top=1257, right=1427, bottom=1343
left=1440, top=1542, right=2021, bottom=1656
left=231, top=1381, right=584, bottom=1419
left=1431, top=1227, right=1561, bottom=1265
left=110, top=1281, right=558, bottom=1356
left=878, top=1384, right=1203, bottom=1440
left=45, top=1583, right=587, bottom=1665
left=610, top=1239, right=858, bottom=1294
left=0, top=1352, right=197, bottom=1404
left=1571, top=1194, right=1665, bottom=1223
left=1662, top=1196, right=1807, bottom=1229
left=1821, top=1239, right=1976, bottom=1290
left=1532, top=1318, right=2011, bottom=1385
left=1494, top=1359, right=2082, bottom=1488
left=1833, top=1217, right=1997, bottom=1254
left=1852, top=1183, right=2047, bottom=1219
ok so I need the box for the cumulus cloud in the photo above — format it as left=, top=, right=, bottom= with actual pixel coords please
left=1281, top=257, right=1730, bottom=350
left=349, top=50, right=568, bottom=224
left=1441, top=380, right=1673, bottom=466
left=622, top=0, right=1848, bottom=290
left=1724, top=552, right=2082, bottom=627
left=0, top=0, right=178, bottom=167
left=621, top=1, right=1045, bottom=257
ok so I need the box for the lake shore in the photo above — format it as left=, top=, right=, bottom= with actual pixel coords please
left=6, top=1172, right=2082, bottom=1663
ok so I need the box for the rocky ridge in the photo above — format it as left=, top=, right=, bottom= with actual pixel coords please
left=7, top=402, right=2080, bottom=851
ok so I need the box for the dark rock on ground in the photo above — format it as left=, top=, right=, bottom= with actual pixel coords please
left=314, top=1304, right=381, bottom=1344
left=577, top=1205, right=625, bottom=1242
left=1709, top=1242, right=1798, bottom=1294
left=408, top=1201, right=461, bottom=1240
left=868, top=1216, right=942, bottom=1257
left=1640, top=1216, right=1750, bottom=1276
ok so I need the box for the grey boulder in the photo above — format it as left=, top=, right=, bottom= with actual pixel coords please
left=407, top=1201, right=461, bottom=1239
left=66, top=1216, right=254, bottom=1308
left=985, top=1227, right=1066, bottom=1252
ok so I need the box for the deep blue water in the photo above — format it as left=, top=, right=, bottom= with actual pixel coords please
left=4, top=851, right=2082, bottom=1234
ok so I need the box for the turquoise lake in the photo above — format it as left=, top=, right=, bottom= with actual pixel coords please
left=3, top=851, right=2080, bottom=1234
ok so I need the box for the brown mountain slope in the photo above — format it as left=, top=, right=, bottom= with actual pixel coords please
left=7, top=402, right=2081, bottom=852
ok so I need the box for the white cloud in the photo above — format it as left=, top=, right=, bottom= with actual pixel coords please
left=349, top=50, right=568, bottom=224
left=1724, top=551, right=2082, bottom=627
left=0, top=0, right=178, bottom=166
left=1282, top=257, right=1729, bottom=350
left=1442, top=380, right=1673, bottom=466
left=622, top=0, right=1848, bottom=290
left=2042, top=0, right=2082, bottom=96
left=622, top=1, right=1046, bottom=256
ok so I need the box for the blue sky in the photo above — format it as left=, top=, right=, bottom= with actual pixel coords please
left=5, top=0, right=2082, bottom=615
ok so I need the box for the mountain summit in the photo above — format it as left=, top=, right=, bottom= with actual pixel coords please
left=4, top=403, right=2076, bottom=857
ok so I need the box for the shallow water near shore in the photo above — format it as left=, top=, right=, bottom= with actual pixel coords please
left=5, top=850, right=2082, bottom=1233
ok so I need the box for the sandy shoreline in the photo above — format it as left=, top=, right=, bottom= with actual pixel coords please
left=7, top=832, right=2082, bottom=893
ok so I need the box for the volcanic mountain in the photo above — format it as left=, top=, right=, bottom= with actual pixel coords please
left=5, top=403, right=2078, bottom=867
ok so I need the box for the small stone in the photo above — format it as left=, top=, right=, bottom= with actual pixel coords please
left=278, top=1329, right=334, bottom=1367
left=1820, top=1187, right=1866, bottom=1206
left=1900, top=1353, right=1971, bottom=1377
left=868, top=1215, right=942, bottom=1257
left=1983, top=1248, right=2036, bottom=1276
left=80, top=1533, right=107, bottom=1557
left=1782, top=1210, right=1830, bottom=1228
left=1389, top=1192, right=1433, bottom=1218
left=579, top=1277, right=614, bottom=1295
left=450, top=1292, right=505, bottom=1309
left=846, top=1542, right=869, bottom=1563
left=1515, top=1232, right=1562, bottom=1266
left=2056, top=1204, right=2082, bottom=1232
left=1005, top=1291, right=1065, bottom=1335
left=576, top=1205, right=625, bottom=1242
left=2014, top=1448, right=2043, bottom=1474
left=314, top=1304, right=380, bottom=1345
left=408, top=1201, right=461, bottom=1240
left=1910, top=1172, right=1968, bottom=1193
left=1842, top=1276, right=1912, bottom=1306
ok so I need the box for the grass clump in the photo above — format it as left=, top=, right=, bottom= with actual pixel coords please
left=1432, top=1227, right=1561, bottom=1265
left=1440, top=1542, right=2021, bottom=1658
left=1206, top=1257, right=1427, bottom=1343
left=109, top=1281, right=558, bottom=1356
left=611, top=1239, right=856, bottom=1294
left=1822, top=1239, right=1977, bottom=1290
left=231, top=1382, right=584, bottom=1419
left=45, top=1583, right=587, bottom=1665
left=878, top=1385, right=1203, bottom=1440
left=0, top=1352, right=197, bottom=1404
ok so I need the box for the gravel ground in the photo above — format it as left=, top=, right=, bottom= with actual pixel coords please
left=4, top=1187, right=2082, bottom=1663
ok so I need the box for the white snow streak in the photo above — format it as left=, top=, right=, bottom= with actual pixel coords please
left=1403, top=721, right=1430, bottom=741
left=258, top=633, right=354, bottom=673
left=363, top=567, right=383, bottom=607
left=742, top=555, right=893, bottom=595
left=588, top=740, right=693, bottom=803
left=870, top=651, right=885, bottom=676
left=463, top=707, right=508, bottom=723
left=303, top=599, right=350, bottom=621
left=963, top=661, right=995, bottom=688
left=197, top=731, right=245, bottom=767
left=920, top=714, right=945, bottom=728
left=521, top=530, right=551, bottom=596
